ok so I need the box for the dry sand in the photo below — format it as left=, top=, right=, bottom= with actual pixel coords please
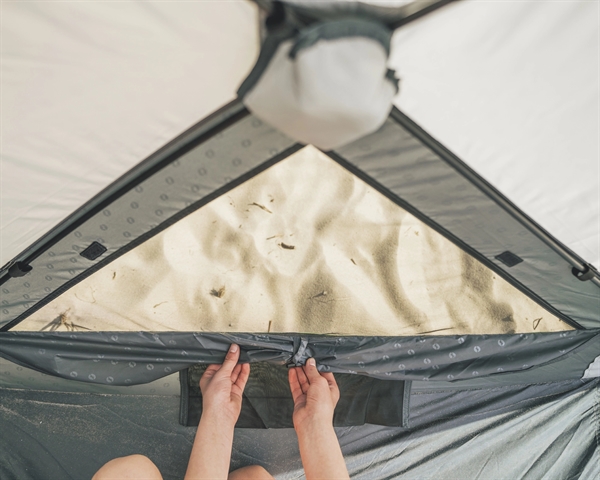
left=16, top=146, right=572, bottom=335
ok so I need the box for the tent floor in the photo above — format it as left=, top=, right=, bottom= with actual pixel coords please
left=1, top=378, right=597, bottom=480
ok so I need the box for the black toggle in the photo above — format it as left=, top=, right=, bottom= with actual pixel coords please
left=80, top=241, right=107, bottom=261
left=8, top=261, right=32, bottom=278
left=495, top=251, right=523, bottom=268
left=572, top=264, right=598, bottom=282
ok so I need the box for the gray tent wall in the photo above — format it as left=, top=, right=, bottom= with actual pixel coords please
left=1, top=1, right=599, bottom=479
left=1, top=376, right=597, bottom=480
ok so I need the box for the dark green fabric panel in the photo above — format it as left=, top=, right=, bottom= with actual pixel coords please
left=181, top=363, right=405, bottom=428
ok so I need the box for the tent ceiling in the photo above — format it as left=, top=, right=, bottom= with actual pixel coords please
left=390, top=0, right=599, bottom=267
left=2, top=0, right=598, bottom=270
left=2, top=2, right=597, bottom=330
left=14, top=146, right=570, bottom=335
left=1, top=1, right=259, bottom=266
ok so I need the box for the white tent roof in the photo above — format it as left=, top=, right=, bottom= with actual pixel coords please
left=2, top=0, right=598, bottom=268
left=1, top=1, right=259, bottom=266
left=390, top=0, right=599, bottom=267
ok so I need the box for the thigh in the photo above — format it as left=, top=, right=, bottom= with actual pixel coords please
left=228, top=465, right=275, bottom=480
left=92, top=454, right=163, bottom=480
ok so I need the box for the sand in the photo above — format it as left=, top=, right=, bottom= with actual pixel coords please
left=16, top=146, right=572, bottom=335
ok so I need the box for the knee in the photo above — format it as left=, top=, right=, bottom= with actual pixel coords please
left=93, top=454, right=163, bottom=480
left=228, top=465, right=274, bottom=480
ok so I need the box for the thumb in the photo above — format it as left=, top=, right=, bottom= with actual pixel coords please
left=219, top=344, right=240, bottom=375
left=303, top=358, right=322, bottom=382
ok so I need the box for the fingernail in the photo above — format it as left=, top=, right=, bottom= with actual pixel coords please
left=230, top=344, right=238, bottom=353
left=308, top=358, right=316, bottom=367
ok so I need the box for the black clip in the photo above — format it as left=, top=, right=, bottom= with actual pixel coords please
left=8, top=261, right=32, bottom=278
left=80, top=241, right=107, bottom=261
left=572, top=264, right=598, bottom=282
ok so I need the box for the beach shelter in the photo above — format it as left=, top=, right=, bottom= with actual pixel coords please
left=1, top=1, right=599, bottom=479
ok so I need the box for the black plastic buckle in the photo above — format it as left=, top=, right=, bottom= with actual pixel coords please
left=7, top=261, right=33, bottom=278
left=572, top=263, right=598, bottom=282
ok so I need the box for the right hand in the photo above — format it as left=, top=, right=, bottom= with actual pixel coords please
left=288, top=358, right=340, bottom=431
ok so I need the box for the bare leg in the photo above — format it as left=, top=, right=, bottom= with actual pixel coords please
left=228, top=465, right=275, bottom=480
left=92, top=454, right=163, bottom=480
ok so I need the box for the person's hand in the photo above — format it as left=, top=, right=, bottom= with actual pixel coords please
left=288, top=358, right=340, bottom=431
left=200, top=344, right=250, bottom=426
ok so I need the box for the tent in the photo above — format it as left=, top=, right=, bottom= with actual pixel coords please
left=1, top=0, right=598, bottom=478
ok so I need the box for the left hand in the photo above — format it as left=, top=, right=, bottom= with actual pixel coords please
left=199, top=344, right=250, bottom=426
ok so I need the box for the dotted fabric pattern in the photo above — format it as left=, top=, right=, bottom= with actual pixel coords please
left=334, top=114, right=600, bottom=328
left=0, top=115, right=295, bottom=328
left=0, top=329, right=597, bottom=386
left=0, top=355, right=179, bottom=395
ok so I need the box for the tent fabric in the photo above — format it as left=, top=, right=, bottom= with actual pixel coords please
left=1, top=1, right=598, bottom=478
left=2, top=2, right=598, bottom=333
left=0, top=378, right=596, bottom=480
left=0, top=1, right=260, bottom=267
left=1, top=330, right=598, bottom=387
left=2, top=0, right=597, bottom=272
left=332, top=111, right=600, bottom=328
left=0, top=106, right=299, bottom=330
left=3, top=106, right=597, bottom=331
left=180, top=364, right=408, bottom=428
left=390, top=0, right=600, bottom=269
left=1, top=326, right=599, bottom=395
left=0, top=354, right=179, bottom=396
left=12, top=145, right=570, bottom=336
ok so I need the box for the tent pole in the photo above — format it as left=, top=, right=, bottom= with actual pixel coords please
left=389, top=108, right=600, bottom=288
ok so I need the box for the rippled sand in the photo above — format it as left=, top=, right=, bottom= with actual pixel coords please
left=16, top=146, right=571, bottom=334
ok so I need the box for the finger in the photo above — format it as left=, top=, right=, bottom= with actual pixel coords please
left=303, top=358, right=322, bottom=383
left=219, top=344, right=240, bottom=376
left=201, top=364, right=220, bottom=383
left=322, top=372, right=340, bottom=403
left=231, top=363, right=242, bottom=384
left=234, top=363, right=250, bottom=392
left=203, top=364, right=220, bottom=377
left=322, top=371, right=338, bottom=389
left=199, top=364, right=219, bottom=389
left=296, top=366, right=309, bottom=393
left=288, top=368, right=303, bottom=402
